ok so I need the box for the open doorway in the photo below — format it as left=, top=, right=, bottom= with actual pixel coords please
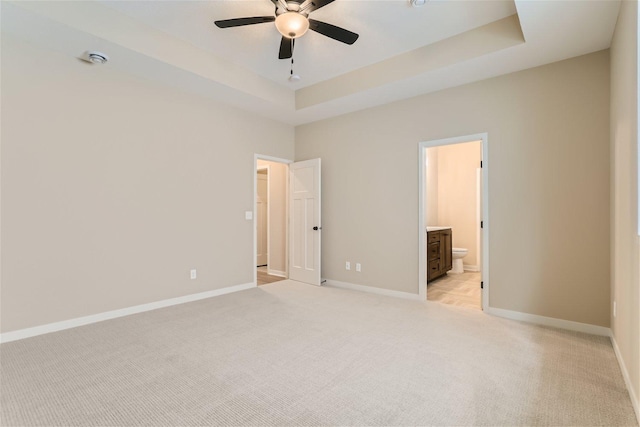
left=255, top=157, right=289, bottom=286
left=419, top=133, right=489, bottom=311
left=253, top=154, right=323, bottom=288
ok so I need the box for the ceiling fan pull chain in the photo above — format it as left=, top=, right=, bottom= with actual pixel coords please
left=290, top=38, right=295, bottom=76
left=287, top=38, right=301, bottom=82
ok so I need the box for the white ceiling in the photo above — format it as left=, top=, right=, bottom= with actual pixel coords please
left=1, top=0, right=622, bottom=125
left=99, top=0, right=518, bottom=88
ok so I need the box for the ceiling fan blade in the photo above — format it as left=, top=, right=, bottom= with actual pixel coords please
left=305, top=0, right=336, bottom=13
left=308, top=19, right=359, bottom=45
left=214, top=16, right=275, bottom=28
left=279, top=37, right=293, bottom=59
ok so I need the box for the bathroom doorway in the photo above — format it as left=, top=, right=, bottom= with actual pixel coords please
left=255, top=157, right=289, bottom=286
left=418, top=134, right=489, bottom=311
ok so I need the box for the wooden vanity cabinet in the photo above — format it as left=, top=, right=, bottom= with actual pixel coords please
left=427, top=229, right=452, bottom=282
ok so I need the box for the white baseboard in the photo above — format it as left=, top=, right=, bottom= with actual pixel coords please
left=463, top=265, right=480, bottom=272
left=611, top=334, right=640, bottom=424
left=324, top=279, right=422, bottom=301
left=267, top=269, right=287, bottom=278
left=0, top=282, right=255, bottom=344
left=486, top=307, right=610, bottom=336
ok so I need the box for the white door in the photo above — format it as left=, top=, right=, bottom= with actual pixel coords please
left=289, top=159, right=321, bottom=286
left=256, top=172, right=268, bottom=266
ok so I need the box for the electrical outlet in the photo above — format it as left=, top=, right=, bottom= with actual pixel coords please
left=190, top=269, right=197, bottom=280
left=345, top=261, right=351, bottom=271
left=356, top=263, right=361, bottom=272
left=613, top=301, right=616, bottom=317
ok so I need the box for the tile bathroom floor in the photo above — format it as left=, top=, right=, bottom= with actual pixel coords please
left=427, top=271, right=482, bottom=310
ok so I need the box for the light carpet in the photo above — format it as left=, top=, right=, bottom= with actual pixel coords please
left=1, top=280, right=637, bottom=426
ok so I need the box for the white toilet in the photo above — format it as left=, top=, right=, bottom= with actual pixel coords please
left=451, top=248, right=468, bottom=274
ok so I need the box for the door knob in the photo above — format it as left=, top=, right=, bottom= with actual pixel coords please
left=313, top=226, right=322, bottom=231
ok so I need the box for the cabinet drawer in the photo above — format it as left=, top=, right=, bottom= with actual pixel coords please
left=428, top=232, right=440, bottom=243
left=429, top=259, right=440, bottom=275
left=428, top=243, right=440, bottom=261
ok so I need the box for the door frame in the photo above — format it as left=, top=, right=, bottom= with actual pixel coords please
left=418, top=133, right=490, bottom=311
left=253, top=154, right=292, bottom=287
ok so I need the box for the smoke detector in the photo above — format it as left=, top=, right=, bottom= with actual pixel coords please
left=410, top=0, right=427, bottom=6
left=82, top=51, right=109, bottom=64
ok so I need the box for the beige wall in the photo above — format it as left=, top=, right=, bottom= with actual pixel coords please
left=428, top=141, right=481, bottom=268
left=257, top=159, right=288, bottom=275
left=610, top=0, right=640, bottom=415
left=296, top=50, right=611, bottom=327
left=0, top=36, right=294, bottom=333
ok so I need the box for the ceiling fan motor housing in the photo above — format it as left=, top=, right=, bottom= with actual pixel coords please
left=277, top=2, right=303, bottom=14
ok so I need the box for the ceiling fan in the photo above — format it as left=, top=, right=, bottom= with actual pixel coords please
left=214, top=0, right=359, bottom=60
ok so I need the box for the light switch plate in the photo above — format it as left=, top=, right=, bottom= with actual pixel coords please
left=245, top=211, right=253, bottom=220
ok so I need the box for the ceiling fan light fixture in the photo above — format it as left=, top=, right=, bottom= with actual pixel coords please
left=275, top=12, right=309, bottom=38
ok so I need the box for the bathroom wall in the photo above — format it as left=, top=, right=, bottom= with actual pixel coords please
left=257, top=159, right=288, bottom=276
left=434, top=141, right=482, bottom=268
left=425, top=148, right=439, bottom=225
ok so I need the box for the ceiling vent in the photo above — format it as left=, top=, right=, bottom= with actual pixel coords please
left=81, top=51, right=109, bottom=64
